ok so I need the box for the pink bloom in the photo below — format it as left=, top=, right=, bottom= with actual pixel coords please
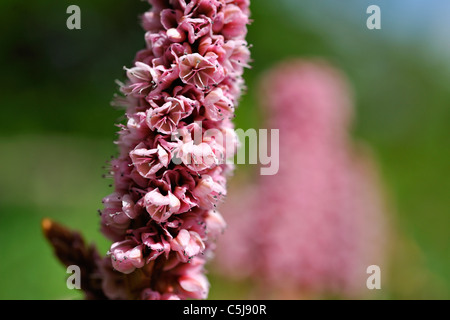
left=143, top=188, right=181, bottom=222
left=204, top=209, right=227, bottom=240
left=115, top=111, right=150, bottom=154
left=181, top=18, right=212, bottom=44
left=121, top=62, right=159, bottom=97
left=193, top=175, right=227, bottom=210
left=100, top=193, right=138, bottom=241
left=221, top=4, right=249, bottom=39
left=178, top=272, right=209, bottom=299
left=179, top=53, right=224, bottom=89
left=147, top=96, right=195, bottom=134
left=162, top=257, right=210, bottom=300
left=129, top=142, right=170, bottom=178
left=142, top=11, right=162, bottom=32
left=109, top=240, right=145, bottom=274
left=222, top=40, right=251, bottom=75
left=203, top=87, right=235, bottom=121
left=171, top=229, right=206, bottom=262
left=140, top=224, right=172, bottom=261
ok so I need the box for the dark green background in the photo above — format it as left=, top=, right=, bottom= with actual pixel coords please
left=0, top=0, right=448, bottom=299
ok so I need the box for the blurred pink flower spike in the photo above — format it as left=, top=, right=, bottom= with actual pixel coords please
left=214, top=59, right=388, bottom=299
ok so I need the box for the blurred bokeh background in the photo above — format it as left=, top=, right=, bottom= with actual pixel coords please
left=0, top=0, right=448, bottom=299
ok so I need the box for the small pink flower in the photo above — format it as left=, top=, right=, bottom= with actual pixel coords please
left=145, top=31, right=172, bottom=62
left=186, top=0, right=221, bottom=18
left=157, top=256, right=210, bottom=300
left=192, top=175, right=226, bottom=210
left=101, top=193, right=138, bottom=241
left=171, top=229, right=206, bottom=262
left=116, top=111, right=150, bottom=153
left=143, top=188, right=181, bottom=222
left=178, top=273, right=209, bottom=299
left=147, top=96, right=194, bottom=134
left=179, top=16, right=212, bottom=44
left=204, top=209, right=226, bottom=240
left=109, top=240, right=145, bottom=274
left=142, top=11, right=162, bottom=32
left=179, top=53, right=224, bottom=89
left=203, top=87, right=235, bottom=121
left=140, top=224, right=172, bottom=261
left=223, top=40, right=251, bottom=75
left=172, top=121, right=235, bottom=170
left=161, top=169, right=198, bottom=213
left=121, top=62, right=159, bottom=97
left=175, top=258, right=210, bottom=300
left=160, top=9, right=184, bottom=30
left=221, top=4, right=249, bottom=40
left=129, top=142, right=170, bottom=179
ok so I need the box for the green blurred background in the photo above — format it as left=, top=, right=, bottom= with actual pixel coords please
left=0, top=0, right=448, bottom=299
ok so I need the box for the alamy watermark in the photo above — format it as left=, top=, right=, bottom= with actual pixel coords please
left=168, top=122, right=280, bottom=176
left=66, top=5, right=81, bottom=30
left=367, top=5, right=381, bottom=30
left=366, top=265, right=381, bottom=290
left=66, top=265, right=81, bottom=290
left=66, top=263, right=382, bottom=291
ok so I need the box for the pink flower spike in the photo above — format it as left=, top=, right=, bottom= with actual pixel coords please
left=92, top=0, right=251, bottom=300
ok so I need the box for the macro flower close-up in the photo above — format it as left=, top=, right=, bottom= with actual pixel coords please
left=0, top=0, right=449, bottom=304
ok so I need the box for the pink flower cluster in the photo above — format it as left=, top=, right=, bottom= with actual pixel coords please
left=99, top=0, right=250, bottom=300
left=214, top=60, right=387, bottom=298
